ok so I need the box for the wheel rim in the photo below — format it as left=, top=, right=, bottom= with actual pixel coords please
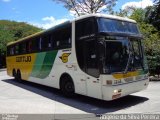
left=17, top=71, right=21, bottom=80
left=65, top=82, right=74, bottom=93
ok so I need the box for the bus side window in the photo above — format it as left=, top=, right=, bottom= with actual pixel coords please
left=7, top=47, right=10, bottom=56
left=76, top=17, right=96, bottom=38
left=48, top=37, right=52, bottom=48
left=18, top=42, right=26, bottom=54
left=9, top=46, right=14, bottom=55
left=32, top=37, right=39, bottom=52
left=9, top=47, right=11, bottom=55
left=41, top=34, right=52, bottom=51
left=26, top=40, right=32, bottom=53
left=12, top=47, right=15, bottom=55
left=51, top=31, right=60, bottom=49
left=15, top=44, right=19, bottom=54
left=51, top=24, right=71, bottom=50
left=61, top=27, right=71, bottom=48
left=50, top=35, right=56, bottom=49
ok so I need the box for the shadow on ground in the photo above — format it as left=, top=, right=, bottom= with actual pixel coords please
left=2, top=79, right=149, bottom=115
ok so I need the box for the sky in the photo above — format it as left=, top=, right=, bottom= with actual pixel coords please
left=0, top=0, right=154, bottom=29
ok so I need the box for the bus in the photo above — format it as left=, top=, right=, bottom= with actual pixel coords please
left=6, top=14, right=149, bottom=101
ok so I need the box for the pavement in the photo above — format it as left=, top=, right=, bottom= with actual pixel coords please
left=0, top=68, right=6, bottom=72
left=0, top=70, right=160, bottom=120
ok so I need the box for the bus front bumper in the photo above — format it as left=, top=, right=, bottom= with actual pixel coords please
left=102, top=78, right=149, bottom=101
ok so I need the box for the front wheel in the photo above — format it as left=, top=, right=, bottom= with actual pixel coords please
left=60, top=77, right=75, bottom=97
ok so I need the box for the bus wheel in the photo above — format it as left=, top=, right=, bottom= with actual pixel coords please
left=16, top=70, right=22, bottom=82
left=60, top=76, right=75, bottom=97
left=12, top=69, right=16, bottom=80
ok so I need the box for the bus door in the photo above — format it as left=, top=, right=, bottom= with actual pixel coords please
left=74, top=39, right=87, bottom=95
left=84, top=39, right=102, bottom=99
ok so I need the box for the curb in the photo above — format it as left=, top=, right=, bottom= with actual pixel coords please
left=149, top=77, right=160, bottom=81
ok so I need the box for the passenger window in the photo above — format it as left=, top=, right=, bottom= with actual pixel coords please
left=51, top=25, right=71, bottom=49
left=8, top=46, right=15, bottom=55
left=41, top=34, right=52, bottom=50
left=76, top=17, right=96, bottom=38
left=32, top=37, right=39, bottom=52
left=15, top=44, right=19, bottom=54
left=19, top=43, right=26, bottom=54
left=26, top=41, right=32, bottom=53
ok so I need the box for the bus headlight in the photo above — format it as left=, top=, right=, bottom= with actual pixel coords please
left=114, top=89, right=122, bottom=94
left=114, top=89, right=118, bottom=93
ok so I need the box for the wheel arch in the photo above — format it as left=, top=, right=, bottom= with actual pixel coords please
left=59, top=73, right=74, bottom=89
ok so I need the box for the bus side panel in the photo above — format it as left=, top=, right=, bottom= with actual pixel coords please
left=6, top=53, right=37, bottom=80
left=6, top=57, right=13, bottom=76
left=28, top=50, right=72, bottom=89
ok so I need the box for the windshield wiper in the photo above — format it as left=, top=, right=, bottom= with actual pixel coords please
left=140, top=56, right=145, bottom=70
left=124, top=42, right=133, bottom=74
left=124, top=55, right=131, bottom=74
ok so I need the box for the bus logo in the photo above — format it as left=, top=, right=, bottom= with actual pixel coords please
left=59, top=53, right=71, bottom=63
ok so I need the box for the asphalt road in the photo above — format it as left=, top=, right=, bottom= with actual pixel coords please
left=0, top=70, right=160, bottom=120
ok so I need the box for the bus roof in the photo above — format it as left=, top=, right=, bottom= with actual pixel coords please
left=7, top=21, right=71, bottom=46
left=72, top=14, right=136, bottom=23
left=7, top=14, right=136, bottom=46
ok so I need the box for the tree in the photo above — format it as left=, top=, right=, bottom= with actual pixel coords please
left=52, top=0, right=117, bottom=16
left=0, top=20, right=42, bottom=51
left=114, top=9, right=129, bottom=17
left=145, top=0, right=160, bottom=30
left=129, top=8, right=160, bottom=74
left=0, top=20, right=42, bottom=67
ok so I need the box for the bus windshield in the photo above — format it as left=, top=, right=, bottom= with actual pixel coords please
left=98, top=18, right=140, bottom=34
left=101, top=37, right=144, bottom=74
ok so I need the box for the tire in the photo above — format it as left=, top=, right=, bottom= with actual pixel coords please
left=60, top=76, right=75, bottom=97
left=12, top=69, right=16, bottom=80
left=16, top=70, right=22, bottom=82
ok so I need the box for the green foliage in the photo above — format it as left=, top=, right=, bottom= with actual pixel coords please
left=129, top=8, right=160, bottom=74
left=113, top=9, right=129, bottom=17
left=0, top=20, right=42, bottom=51
left=130, top=8, right=146, bottom=23
left=145, top=0, right=160, bottom=30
